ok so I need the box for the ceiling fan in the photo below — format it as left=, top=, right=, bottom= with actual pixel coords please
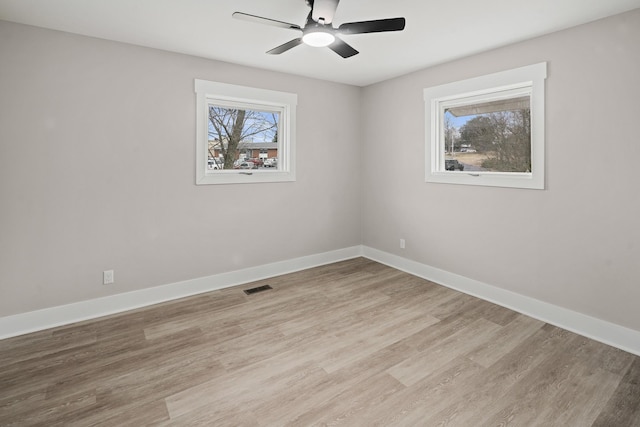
left=232, top=0, right=406, bottom=58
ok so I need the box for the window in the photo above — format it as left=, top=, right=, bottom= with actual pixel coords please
left=195, top=79, right=297, bottom=184
left=424, top=62, right=547, bottom=189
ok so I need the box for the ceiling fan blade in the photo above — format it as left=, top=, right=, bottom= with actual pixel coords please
left=267, top=38, right=304, bottom=55
left=328, top=37, right=358, bottom=58
left=311, top=0, right=340, bottom=24
left=232, top=12, right=302, bottom=31
left=338, top=17, right=406, bottom=35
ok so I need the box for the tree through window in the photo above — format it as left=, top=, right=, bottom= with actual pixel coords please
left=195, top=79, right=297, bottom=185
left=445, top=96, right=531, bottom=173
left=207, top=105, right=279, bottom=170
left=424, top=63, right=546, bottom=189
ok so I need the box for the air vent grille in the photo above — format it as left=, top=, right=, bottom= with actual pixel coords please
left=243, top=285, right=273, bottom=295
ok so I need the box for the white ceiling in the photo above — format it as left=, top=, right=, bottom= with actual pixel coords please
left=1, top=0, right=639, bottom=86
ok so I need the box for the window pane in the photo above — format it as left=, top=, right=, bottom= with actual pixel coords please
left=207, top=105, right=280, bottom=171
left=443, top=96, right=531, bottom=173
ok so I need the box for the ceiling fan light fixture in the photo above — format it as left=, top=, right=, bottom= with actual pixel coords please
left=302, top=27, right=335, bottom=47
left=233, top=1, right=406, bottom=58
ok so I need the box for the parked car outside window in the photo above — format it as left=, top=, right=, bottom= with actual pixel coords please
left=238, top=161, right=255, bottom=169
left=263, top=158, right=277, bottom=167
left=445, top=159, right=464, bottom=171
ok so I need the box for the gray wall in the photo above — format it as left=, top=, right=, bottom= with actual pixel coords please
left=0, top=21, right=362, bottom=316
left=2, top=9, right=640, bottom=334
left=361, top=9, right=640, bottom=331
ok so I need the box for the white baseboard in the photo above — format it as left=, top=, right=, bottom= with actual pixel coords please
left=0, top=246, right=363, bottom=340
left=3, top=245, right=639, bottom=357
left=362, top=246, right=640, bottom=357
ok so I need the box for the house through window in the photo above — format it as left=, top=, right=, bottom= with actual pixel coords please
left=195, top=79, right=297, bottom=184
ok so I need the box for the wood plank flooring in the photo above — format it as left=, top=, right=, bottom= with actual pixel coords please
left=1, top=258, right=639, bottom=426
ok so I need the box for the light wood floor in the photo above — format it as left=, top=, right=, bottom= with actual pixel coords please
left=1, top=258, right=639, bottom=426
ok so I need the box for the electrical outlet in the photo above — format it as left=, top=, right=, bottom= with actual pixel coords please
left=400, top=239, right=406, bottom=249
left=103, top=270, right=114, bottom=285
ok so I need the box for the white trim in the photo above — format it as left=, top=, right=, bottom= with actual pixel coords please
left=0, top=246, right=363, bottom=340
left=361, top=246, right=640, bottom=357
left=195, top=79, right=297, bottom=185
left=424, top=62, right=547, bottom=189
left=3, top=245, right=639, bottom=357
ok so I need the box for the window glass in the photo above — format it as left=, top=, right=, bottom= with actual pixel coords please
left=195, top=79, right=297, bottom=185
left=424, top=63, right=546, bottom=189
left=207, top=104, right=280, bottom=171
left=443, top=93, right=531, bottom=173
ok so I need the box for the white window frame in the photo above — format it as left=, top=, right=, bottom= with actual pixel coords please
left=424, top=62, right=547, bottom=189
left=195, top=79, right=297, bottom=185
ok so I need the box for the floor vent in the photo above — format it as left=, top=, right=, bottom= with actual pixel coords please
left=243, top=285, right=273, bottom=295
